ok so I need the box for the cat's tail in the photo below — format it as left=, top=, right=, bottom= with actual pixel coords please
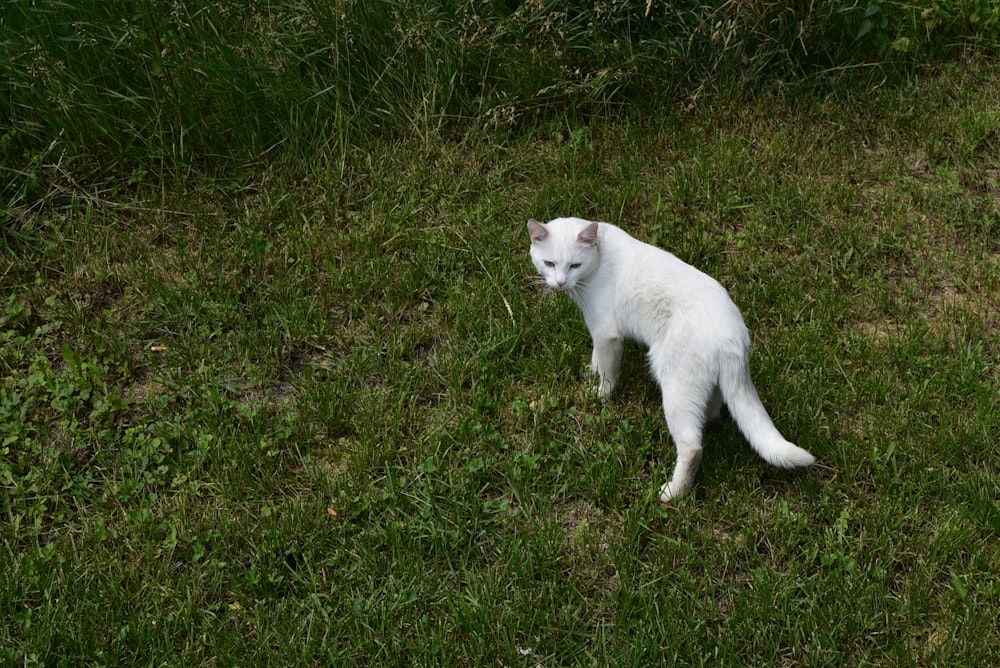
left=718, top=353, right=815, bottom=469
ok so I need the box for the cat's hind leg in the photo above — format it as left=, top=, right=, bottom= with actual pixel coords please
left=658, top=390, right=709, bottom=502
left=659, top=430, right=703, bottom=501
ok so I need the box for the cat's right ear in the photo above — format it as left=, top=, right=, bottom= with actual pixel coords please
left=577, top=222, right=599, bottom=247
left=528, top=219, right=548, bottom=243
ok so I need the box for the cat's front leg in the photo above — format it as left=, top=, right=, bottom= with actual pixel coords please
left=591, top=336, right=623, bottom=400
left=587, top=347, right=602, bottom=381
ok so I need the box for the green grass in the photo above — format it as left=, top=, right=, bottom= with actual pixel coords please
left=3, top=28, right=1000, bottom=668
left=3, top=0, right=998, bottom=197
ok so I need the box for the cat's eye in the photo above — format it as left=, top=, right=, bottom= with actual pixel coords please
left=569, top=263, right=581, bottom=269
left=543, top=261, right=555, bottom=268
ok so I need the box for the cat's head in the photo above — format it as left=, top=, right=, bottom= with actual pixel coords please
left=527, top=217, right=600, bottom=291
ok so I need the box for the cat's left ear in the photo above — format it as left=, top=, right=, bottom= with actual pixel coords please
left=577, top=222, right=599, bottom=247
left=528, top=219, right=548, bottom=243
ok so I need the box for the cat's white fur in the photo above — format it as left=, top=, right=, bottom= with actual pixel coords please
left=528, top=216, right=815, bottom=501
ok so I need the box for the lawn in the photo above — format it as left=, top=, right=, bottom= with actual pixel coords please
left=2, top=5, right=1000, bottom=665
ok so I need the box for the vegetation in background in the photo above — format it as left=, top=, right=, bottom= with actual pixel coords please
left=1, top=1, right=999, bottom=664
left=2, top=0, right=999, bottom=194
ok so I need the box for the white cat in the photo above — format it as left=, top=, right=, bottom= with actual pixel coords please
left=528, top=217, right=815, bottom=501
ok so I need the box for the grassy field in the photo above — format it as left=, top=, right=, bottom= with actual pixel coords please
left=3, top=5, right=1000, bottom=664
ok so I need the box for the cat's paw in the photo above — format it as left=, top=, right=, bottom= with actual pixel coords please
left=582, top=370, right=613, bottom=400
left=659, top=480, right=692, bottom=503
left=595, top=380, right=614, bottom=401
left=585, top=384, right=609, bottom=401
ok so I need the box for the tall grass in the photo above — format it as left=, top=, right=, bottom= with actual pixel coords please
left=1, top=0, right=998, bottom=200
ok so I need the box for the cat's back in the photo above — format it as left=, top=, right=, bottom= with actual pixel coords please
left=598, top=223, right=709, bottom=286
left=597, top=222, right=738, bottom=324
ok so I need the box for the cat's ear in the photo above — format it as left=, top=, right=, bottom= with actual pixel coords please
left=577, top=222, right=599, bottom=247
left=528, top=219, right=548, bottom=243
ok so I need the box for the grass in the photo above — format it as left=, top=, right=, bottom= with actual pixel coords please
left=3, top=0, right=998, bottom=194
left=3, top=37, right=1000, bottom=668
